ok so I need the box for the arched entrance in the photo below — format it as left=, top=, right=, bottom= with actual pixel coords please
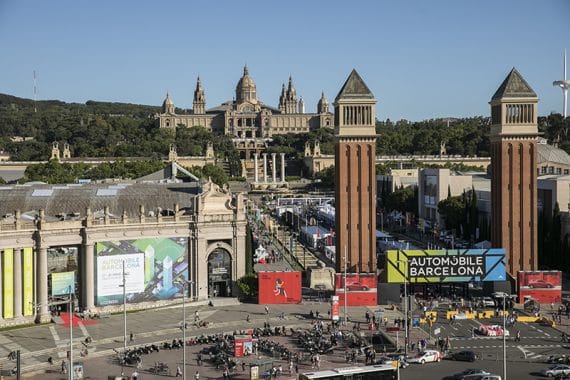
left=207, top=248, right=232, bottom=297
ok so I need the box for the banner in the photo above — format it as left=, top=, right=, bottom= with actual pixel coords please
left=3, top=248, right=14, bottom=319
left=23, top=247, right=34, bottom=316
left=518, top=271, right=562, bottom=304
left=258, top=271, right=302, bottom=304
left=234, top=335, right=253, bottom=357
left=386, top=249, right=506, bottom=283
left=96, top=254, right=144, bottom=297
left=331, top=295, right=339, bottom=321
left=335, top=273, right=377, bottom=306
left=95, top=237, right=188, bottom=306
left=51, top=271, right=76, bottom=296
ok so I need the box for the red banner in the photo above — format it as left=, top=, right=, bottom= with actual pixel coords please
left=258, top=271, right=302, bottom=304
left=331, top=296, right=339, bottom=321
left=335, top=273, right=377, bottom=306
left=234, top=335, right=253, bottom=357
left=518, top=271, right=562, bottom=304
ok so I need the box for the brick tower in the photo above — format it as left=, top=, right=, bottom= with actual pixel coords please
left=334, top=70, right=377, bottom=273
left=490, top=68, right=539, bottom=278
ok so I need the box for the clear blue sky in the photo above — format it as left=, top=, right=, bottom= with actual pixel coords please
left=1, top=0, right=569, bottom=121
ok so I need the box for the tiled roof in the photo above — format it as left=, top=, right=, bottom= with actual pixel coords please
left=0, top=182, right=199, bottom=219
left=492, top=68, right=537, bottom=100
left=335, top=69, right=375, bottom=102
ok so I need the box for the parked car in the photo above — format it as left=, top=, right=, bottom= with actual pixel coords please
left=442, top=369, right=491, bottom=380
left=481, top=297, right=496, bottom=307
left=407, top=350, right=443, bottom=364
left=346, top=282, right=370, bottom=291
left=528, top=279, right=555, bottom=288
left=540, top=364, right=570, bottom=377
left=448, top=350, right=479, bottom=362
left=478, top=325, right=509, bottom=337
left=376, top=356, right=409, bottom=368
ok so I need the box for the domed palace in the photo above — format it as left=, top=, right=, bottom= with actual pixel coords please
left=156, top=66, right=333, bottom=160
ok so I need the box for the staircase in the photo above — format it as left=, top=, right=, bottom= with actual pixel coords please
left=277, top=228, right=320, bottom=270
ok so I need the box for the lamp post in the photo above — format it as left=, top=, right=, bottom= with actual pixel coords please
left=396, top=259, right=408, bottom=356
left=343, top=245, right=348, bottom=325
left=502, top=294, right=507, bottom=380
left=68, top=289, right=74, bottom=380
left=182, top=280, right=194, bottom=380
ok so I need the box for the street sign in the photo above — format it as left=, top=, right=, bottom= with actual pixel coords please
left=434, top=327, right=441, bottom=336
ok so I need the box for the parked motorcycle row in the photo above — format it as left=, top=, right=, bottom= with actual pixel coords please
left=293, top=329, right=336, bottom=354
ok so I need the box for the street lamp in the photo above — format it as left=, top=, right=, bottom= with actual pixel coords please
left=396, top=259, right=409, bottom=356
left=502, top=294, right=507, bottom=380
left=182, top=280, right=194, bottom=380
left=68, top=288, right=74, bottom=380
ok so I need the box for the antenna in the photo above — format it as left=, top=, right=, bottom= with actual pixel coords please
left=553, top=49, right=570, bottom=118
left=33, top=70, right=37, bottom=113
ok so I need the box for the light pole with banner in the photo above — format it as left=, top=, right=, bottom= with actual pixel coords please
left=396, top=259, right=409, bottom=356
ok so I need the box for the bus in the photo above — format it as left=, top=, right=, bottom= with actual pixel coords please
left=298, top=365, right=397, bottom=380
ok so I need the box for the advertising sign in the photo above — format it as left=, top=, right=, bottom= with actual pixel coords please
left=386, top=249, right=506, bottom=283
left=258, top=271, right=302, bottom=304
left=96, top=254, right=144, bottom=296
left=518, top=271, right=562, bottom=304
left=3, top=248, right=14, bottom=319
left=234, top=335, right=253, bottom=357
left=95, top=237, right=188, bottom=306
left=22, top=247, right=34, bottom=316
left=335, top=273, right=377, bottom=306
left=331, top=296, right=340, bottom=321
left=51, top=271, right=76, bottom=296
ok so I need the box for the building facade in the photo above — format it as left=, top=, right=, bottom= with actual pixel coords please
left=156, top=66, right=334, bottom=159
left=334, top=70, right=377, bottom=273
left=0, top=179, right=246, bottom=326
left=490, top=68, right=539, bottom=277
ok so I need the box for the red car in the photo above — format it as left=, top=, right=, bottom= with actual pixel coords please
left=346, top=282, right=370, bottom=291
left=527, top=279, right=554, bottom=288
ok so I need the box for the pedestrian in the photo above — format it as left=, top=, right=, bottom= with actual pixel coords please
left=197, top=352, right=202, bottom=366
left=246, top=314, right=251, bottom=322
left=131, top=370, right=139, bottom=380
left=61, top=360, right=68, bottom=374
left=365, top=311, right=370, bottom=323
left=515, top=330, right=521, bottom=342
left=195, top=370, right=200, bottom=380
left=295, top=364, right=299, bottom=374
left=242, top=362, right=246, bottom=372
left=176, top=365, right=182, bottom=377
left=130, top=332, right=134, bottom=342
left=265, top=305, right=270, bottom=315
left=288, top=360, right=294, bottom=375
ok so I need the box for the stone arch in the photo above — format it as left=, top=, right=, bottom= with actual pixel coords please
left=205, top=241, right=235, bottom=297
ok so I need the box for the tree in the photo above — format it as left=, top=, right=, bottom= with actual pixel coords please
left=437, top=195, right=465, bottom=231
left=385, top=187, right=417, bottom=214
left=188, top=164, right=229, bottom=186
left=236, top=273, right=258, bottom=301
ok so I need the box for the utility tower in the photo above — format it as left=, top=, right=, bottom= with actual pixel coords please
left=553, top=50, right=570, bottom=117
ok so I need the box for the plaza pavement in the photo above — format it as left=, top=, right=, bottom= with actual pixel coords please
left=0, top=298, right=429, bottom=379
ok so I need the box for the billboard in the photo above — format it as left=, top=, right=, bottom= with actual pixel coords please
left=95, top=237, right=188, bottom=306
left=3, top=248, right=13, bottom=319
left=51, top=271, right=77, bottom=296
left=518, top=271, right=562, bottom=304
left=335, top=273, right=377, bottom=306
left=386, top=249, right=506, bottom=283
left=258, top=271, right=302, bottom=304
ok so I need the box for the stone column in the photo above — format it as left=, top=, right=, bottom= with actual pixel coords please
left=272, top=153, right=277, bottom=183
left=263, top=153, right=268, bottom=183
left=253, top=153, right=259, bottom=183
left=13, top=248, right=22, bottom=319
left=36, top=246, right=49, bottom=323
left=83, top=243, right=95, bottom=311
left=281, top=153, right=286, bottom=182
